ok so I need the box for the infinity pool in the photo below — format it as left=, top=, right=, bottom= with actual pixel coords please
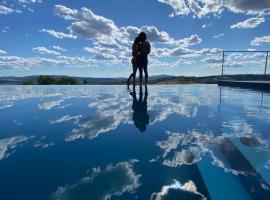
left=0, top=85, right=269, bottom=200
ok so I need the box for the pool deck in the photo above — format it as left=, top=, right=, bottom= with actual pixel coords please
left=218, top=80, right=270, bottom=91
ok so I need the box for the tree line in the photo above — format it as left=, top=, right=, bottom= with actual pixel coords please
left=22, top=75, right=89, bottom=85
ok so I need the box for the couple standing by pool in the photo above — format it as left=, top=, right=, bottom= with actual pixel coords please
left=127, top=32, right=151, bottom=85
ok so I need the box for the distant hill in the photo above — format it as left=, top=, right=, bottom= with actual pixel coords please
left=0, top=74, right=269, bottom=85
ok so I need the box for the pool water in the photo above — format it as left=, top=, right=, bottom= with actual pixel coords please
left=0, top=84, right=269, bottom=200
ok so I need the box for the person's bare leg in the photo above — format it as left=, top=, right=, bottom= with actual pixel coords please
left=127, top=73, right=133, bottom=85
left=144, top=67, right=148, bottom=84
left=139, top=67, right=143, bottom=84
left=132, top=65, right=137, bottom=85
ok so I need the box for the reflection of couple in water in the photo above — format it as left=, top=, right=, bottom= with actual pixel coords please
left=130, top=84, right=149, bottom=132
left=128, top=32, right=150, bottom=132
left=127, top=32, right=151, bottom=85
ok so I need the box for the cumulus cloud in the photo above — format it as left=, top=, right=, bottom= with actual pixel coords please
left=92, top=53, right=117, bottom=61
left=39, top=4, right=209, bottom=68
left=65, top=110, right=127, bottom=142
left=32, top=47, right=61, bottom=56
left=203, top=56, right=223, bottom=64
left=0, top=55, right=96, bottom=70
left=201, top=23, right=211, bottom=29
left=213, top=33, right=224, bottom=39
left=38, top=100, right=64, bottom=110
left=250, top=35, right=270, bottom=46
left=0, top=101, right=13, bottom=109
left=18, top=0, right=42, bottom=4
left=2, top=26, right=10, bottom=33
left=52, top=45, right=66, bottom=52
left=151, top=179, right=206, bottom=200
left=1, top=4, right=223, bottom=73
left=0, top=136, right=29, bottom=160
left=53, top=5, right=202, bottom=47
left=84, top=46, right=119, bottom=58
left=0, top=5, right=22, bottom=14
left=163, top=148, right=201, bottom=167
left=53, top=5, right=203, bottom=47
left=120, top=26, right=174, bottom=44
left=54, top=5, right=118, bottom=39
left=198, top=48, right=222, bottom=54
left=120, top=26, right=201, bottom=46
left=152, top=46, right=222, bottom=60
left=64, top=86, right=212, bottom=142
left=157, top=132, right=183, bottom=157
left=52, top=160, right=140, bottom=200
left=206, top=51, right=265, bottom=68
left=51, top=115, right=82, bottom=124
left=230, top=17, right=265, bottom=29
left=0, top=49, right=7, bottom=54
left=177, top=34, right=202, bottom=46
left=40, top=29, right=77, bottom=39
left=157, top=0, right=190, bottom=17
left=157, top=0, right=270, bottom=18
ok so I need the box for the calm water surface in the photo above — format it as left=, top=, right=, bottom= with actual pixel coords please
left=0, top=84, right=270, bottom=200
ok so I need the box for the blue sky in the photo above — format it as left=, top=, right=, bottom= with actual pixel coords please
left=0, top=0, right=270, bottom=77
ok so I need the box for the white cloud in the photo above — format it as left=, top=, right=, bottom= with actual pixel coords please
left=51, top=115, right=82, bottom=124
left=0, top=5, right=22, bottom=14
left=84, top=46, right=118, bottom=55
left=18, top=0, right=42, bottom=4
left=32, top=47, right=61, bottom=56
left=151, top=179, right=206, bottom=200
left=120, top=26, right=201, bottom=46
left=52, top=45, right=66, bottom=52
left=0, top=136, right=29, bottom=160
left=157, top=132, right=183, bottom=157
left=0, top=54, right=97, bottom=69
left=120, top=26, right=173, bottom=44
left=53, top=160, right=140, bottom=200
left=40, top=28, right=77, bottom=39
left=230, top=17, right=265, bottom=29
left=2, top=26, right=10, bottom=33
left=49, top=4, right=208, bottom=68
left=198, top=48, right=222, bottom=54
left=157, top=0, right=190, bottom=17
left=0, top=49, right=7, bottom=54
left=1, top=4, right=226, bottom=72
left=170, top=47, right=195, bottom=56
left=163, top=148, right=201, bottom=167
left=92, top=53, right=117, bottom=61
left=38, top=100, right=64, bottom=110
left=54, top=5, right=118, bottom=39
left=53, top=5, right=202, bottom=50
left=177, top=34, right=202, bottom=46
left=157, top=0, right=270, bottom=18
left=203, top=56, right=223, bottom=64
left=0, top=102, right=13, bottom=109
left=250, top=35, right=270, bottom=46
left=213, top=33, right=224, bottom=39
left=201, top=23, right=211, bottom=29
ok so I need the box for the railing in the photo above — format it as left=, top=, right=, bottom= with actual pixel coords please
left=221, top=50, right=269, bottom=80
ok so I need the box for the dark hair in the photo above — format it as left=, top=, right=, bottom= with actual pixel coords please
left=138, top=32, right=147, bottom=41
left=133, top=36, right=141, bottom=45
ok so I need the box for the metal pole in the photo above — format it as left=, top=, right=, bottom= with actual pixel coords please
left=221, top=51, right=225, bottom=80
left=264, top=51, right=269, bottom=76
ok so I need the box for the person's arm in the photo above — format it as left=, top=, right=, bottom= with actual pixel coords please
left=145, top=41, right=151, bottom=55
left=141, top=41, right=150, bottom=57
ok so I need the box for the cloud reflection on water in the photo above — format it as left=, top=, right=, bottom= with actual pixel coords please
left=150, top=179, right=206, bottom=200
left=52, top=160, right=140, bottom=200
left=0, top=85, right=270, bottom=199
left=0, top=135, right=30, bottom=160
